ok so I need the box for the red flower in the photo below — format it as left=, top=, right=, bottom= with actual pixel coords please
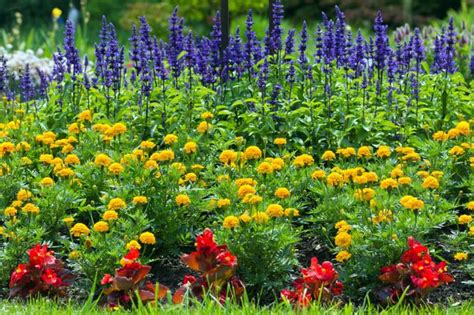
left=216, top=251, right=237, bottom=267
left=331, top=280, right=344, bottom=296
left=303, top=258, right=337, bottom=283
left=101, top=274, right=114, bottom=285
left=401, top=236, right=429, bottom=264
left=195, top=228, right=217, bottom=254
left=41, top=269, right=63, bottom=287
left=27, top=244, right=56, bottom=269
left=182, top=275, right=196, bottom=285
left=9, top=264, right=29, bottom=287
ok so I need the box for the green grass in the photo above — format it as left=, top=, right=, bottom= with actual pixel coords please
left=0, top=299, right=472, bottom=315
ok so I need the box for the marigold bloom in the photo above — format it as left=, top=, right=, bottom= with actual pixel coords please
left=235, top=178, right=257, bottom=187
left=400, top=195, right=424, bottom=210
left=217, top=198, right=231, bottom=208
left=4, top=206, right=17, bottom=216
left=455, top=121, right=470, bottom=135
left=244, top=146, right=262, bottom=160
left=111, top=123, right=127, bottom=136
left=284, top=208, right=299, bottom=216
left=183, top=141, right=198, bottom=154
left=335, top=250, right=352, bottom=262
left=144, top=159, right=158, bottom=170
left=132, top=196, right=148, bottom=205
left=139, top=232, right=156, bottom=244
left=163, top=134, right=178, bottom=145
left=201, top=111, right=214, bottom=120
left=364, top=171, right=379, bottom=182
left=398, top=176, right=412, bottom=185
left=266, top=204, right=284, bottom=218
left=335, top=220, right=351, bottom=232
left=376, top=146, right=391, bottom=158
left=470, top=226, right=474, bottom=236
left=257, top=161, right=274, bottom=174
left=223, top=216, right=240, bottom=229
left=432, top=131, right=448, bottom=141
left=271, top=158, right=285, bottom=170
left=108, top=198, right=126, bottom=211
left=327, top=172, right=344, bottom=187
left=22, top=203, right=39, bottom=214
left=242, top=194, right=263, bottom=204
left=380, top=178, right=398, bottom=190
left=454, top=252, right=468, bottom=261
left=458, top=215, right=472, bottom=225
left=197, top=121, right=210, bottom=134
left=239, top=212, right=252, bottom=223
left=275, top=187, right=291, bottom=199
left=422, top=176, right=439, bottom=189
left=354, top=188, right=376, bottom=201
left=140, top=140, right=156, bottom=150
left=237, top=184, right=256, bottom=198
left=176, top=194, right=191, bottom=206
left=467, top=201, right=474, bottom=211
left=335, top=232, right=352, bottom=248
left=78, top=109, right=92, bottom=122
left=274, top=138, right=287, bottom=146
left=126, top=240, right=141, bottom=250
left=311, top=169, right=325, bottom=180
left=108, top=162, right=124, bottom=175
left=293, top=154, right=314, bottom=167
left=17, top=189, right=32, bottom=201
left=94, top=221, right=109, bottom=233
left=219, top=150, right=238, bottom=165
left=39, top=177, right=55, bottom=186
left=449, top=146, right=465, bottom=156
left=95, top=154, right=112, bottom=167
left=103, top=210, right=118, bottom=221
left=70, top=223, right=90, bottom=237
left=64, top=154, right=80, bottom=165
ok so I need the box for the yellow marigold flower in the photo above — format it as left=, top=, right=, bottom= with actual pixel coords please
left=94, top=221, right=109, bottom=233
left=140, top=140, right=156, bottom=150
left=163, top=134, right=178, bottom=145
left=133, top=149, right=144, bottom=159
left=21, top=157, right=33, bottom=165
left=458, top=215, right=472, bottom=225
left=68, top=123, right=82, bottom=134
left=271, top=158, right=285, bottom=170
left=108, top=162, right=124, bottom=175
left=449, top=146, right=465, bottom=156
left=266, top=204, right=284, bottom=218
left=293, top=154, right=314, bottom=167
left=132, top=196, right=148, bottom=205
left=400, top=195, right=424, bottom=210
left=220, top=150, right=238, bottom=165
left=235, top=178, right=257, bottom=187
left=70, top=223, right=90, bottom=237
left=78, top=109, right=92, bottom=122
left=103, top=210, right=118, bottom=221
left=253, top=211, right=269, bottom=224
left=456, top=121, right=470, bottom=135
left=69, top=250, right=80, bottom=260
left=111, top=123, right=127, bottom=136
left=10, top=200, right=22, bottom=208
left=311, top=169, right=325, bottom=180
left=353, top=175, right=368, bottom=185
left=63, top=217, right=74, bottom=224
left=108, top=198, right=126, bottom=211
left=376, top=146, right=391, bottom=158
left=239, top=212, right=252, bottom=223
left=431, top=171, right=444, bottom=178
left=17, top=189, right=32, bottom=201
left=275, top=187, right=291, bottom=199
left=432, top=131, right=448, bottom=141
left=171, top=162, right=186, bottom=174
left=176, top=194, right=191, bottom=206
left=244, top=146, right=262, bottom=160
left=39, top=154, right=53, bottom=165
left=184, top=172, right=197, bottom=183
left=447, top=128, right=461, bottom=139
left=16, top=141, right=31, bottom=152
left=327, top=172, right=344, bottom=187
left=372, top=209, right=393, bottom=224
left=335, top=232, right=352, bottom=248
left=237, top=184, right=256, bottom=198
left=64, top=154, right=80, bottom=165
left=183, top=141, right=198, bottom=154
left=335, top=250, right=352, bottom=262
left=380, top=178, right=398, bottom=190
left=398, top=176, right=412, bottom=185
left=467, top=201, right=474, bottom=211
left=416, top=171, right=429, bottom=179
left=217, top=198, right=231, bottom=208
left=40, top=177, right=55, bottom=187
left=139, top=232, right=156, bottom=244
left=357, top=146, right=372, bottom=158
left=144, top=159, right=158, bottom=170
left=422, top=176, right=439, bottom=189
left=257, top=161, right=274, bottom=174
left=337, top=147, right=356, bottom=158
left=4, top=207, right=17, bottom=216
left=223, top=216, right=240, bottom=229
left=470, top=226, right=474, bottom=236
left=201, top=111, right=214, bottom=120
left=274, top=138, right=287, bottom=146
left=126, top=240, right=141, bottom=250
left=95, top=154, right=112, bottom=167
left=354, top=188, right=376, bottom=201
left=364, top=171, right=378, bottom=182
left=0, top=141, right=15, bottom=156
left=57, top=168, right=74, bottom=178
left=402, top=152, right=421, bottom=162
left=242, top=194, right=263, bottom=204
left=454, top=252, right=468, bottom=261
left=197, top=121, right=210, bottom=134
left=321, top=150, right=336, bottom=161
left=217, top=174, right=230, bottom=182
left=390, top=167, right=404, bottom=178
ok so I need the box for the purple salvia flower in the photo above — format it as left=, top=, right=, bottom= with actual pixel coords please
left=0, top=55, right=10, bottom=96
left=314, top=25, right=323, bottom=64
left=20, top=64, right=34, bottom=102
left=244, top=10, right=257, bottom=73
left=431, top=34, right=445, bottom=74
left=373, top=11, right=389, bottom=72
left=298, top=21, right=308, bottom=67
left=139, top=16, right=153, bottom=58
left=257, top=58, right=269, bottom=92
left=152, top=37, right=168, bottom=81
left=444, top=17, right=457, bottom=74
left=52, top=49, right=65, bottom=83
left=36, top=68, right=50, bottom=99
left=129, top=24, right=141, bottom=74
left=335, top=6, right=347, bottom=66
left=210, top=11, right=222, bottom=69
left=270, top=0, right=284, bottom=53
left=63, top=20, right=82, bottom=78
left=168, top=7, right=184, bottom=79
left=470, top=54, right=474, bottom=75
left=284, top=29, right=296, bottom=57
left=323, top=20, right=336, bottom=66
left=351, top=30, right=366, bottom=76
left=287, top=60, right=295, bottom=84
